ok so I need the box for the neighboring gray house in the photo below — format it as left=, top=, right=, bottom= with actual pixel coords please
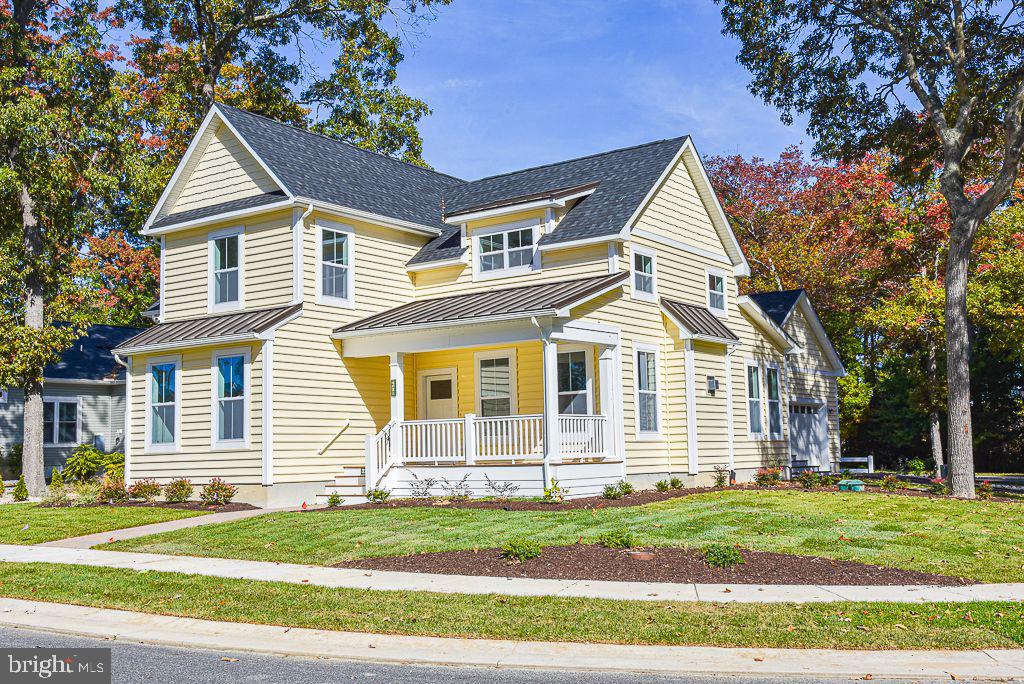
left=0, top=325, right=143, bottom=476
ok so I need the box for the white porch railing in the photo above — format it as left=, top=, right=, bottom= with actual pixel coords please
left=367, top=413, right=607, bottom=477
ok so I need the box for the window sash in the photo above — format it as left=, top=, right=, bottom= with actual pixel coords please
left=766, top=367, right=782, bottom=437
left=637, top=350, right=658, bottom=433
left=634, top=253, right=654, bottom=294
left=478, top=356, right=512, bottom=417
left=708, top=274, right=725, bottom=311
left=150, top=362, right=177, bottom=446
left=43, top=400, right=79, bottom=445
left=558, top=350, right=590, bottom=415
left=213, top=236, right=240, bottom=305
left=477, top=227, right=534, bottom=273
left=216, top=355, right=246, bottom=444
left=320, top=228, right=351, bottom=302
left=747, top=365, right=763, bottom=435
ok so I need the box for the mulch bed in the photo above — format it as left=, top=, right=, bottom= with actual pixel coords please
left=335, top=544, right=975, bottom=586
left=38, top=501, right=258, bottom=512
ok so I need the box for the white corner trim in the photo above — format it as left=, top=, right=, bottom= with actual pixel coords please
left=262, top=338, right=274, bottom=485
left=158, top=236, right=165, bottom=323
left=724, top=348, right=735, bottom=469
left=683, top=339, right=698, bottom=475
left=606, top=242, right=619, bottom=274
left=292, top=204, right=312, bottom=305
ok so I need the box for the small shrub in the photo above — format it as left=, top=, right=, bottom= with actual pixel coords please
left=127, top=478, right=161, bottom=502
left=49, top=467, right=65, bottom=489
left=654, top=479, right=670, bottom=492
left=12, top=475, right=28, bottom=502
left=200, top=478, right=237, bottom=505
left=543, top=478, right=568, bottom=504
left=880, top=474, right=906, bottom=492
left=99, top=475, right=128, bottom=503
left=602, top=483, right=623, bottom=500
left=819, top=474, right=840, bottom=488
left=794, top=470, right=819, bottom=489
left=754, top=467, right=782, bottom=488
left=906, top=458, right=928, bottom=476
left=64, top=444, right=105, bottom=481
left=327, top=492, right=344, bottom=507
left=977, top=480, right=994, bottom=500
left=617, top=480, right=635, bottom=496
left=703, top=543, right=745, bottom=568
left=408, top=473, right=437, bottom=498
left=163, top=478, right=193, bottom=503
left=102, top=452, right=125, bottom=480
left=500, top=537, right=541, bottom=562
left=71, top=480, right=101, bottom=506
left=440, top=474, right=471, bottom=500
left=928, top=477, right=948, bottom=495
left=483, top=475, right=520, bottom=500
left=595, top=529, right=638, bottom=549
left=669, top=476, right=683, bottom=489
left=712, top=465, right=730, bottom=488
left=366, top=488, right=390, bottom=504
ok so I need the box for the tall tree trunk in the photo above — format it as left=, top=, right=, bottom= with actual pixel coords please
left=927, top=338, right=944, bottom=478
left=945, top=219, right=976, bottom=498
left=19, top=183, right=46, bottom=497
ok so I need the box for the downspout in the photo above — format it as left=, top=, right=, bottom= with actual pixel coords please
left=112, top=352, right=132, bottom=484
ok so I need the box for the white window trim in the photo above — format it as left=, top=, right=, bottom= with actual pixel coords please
left=42, top=396, right=82, bottom=447
left=416, top=367, right=458, bottom=420
left=631, top=245, right=658, bottom=303
left=207, top=225, right=245, bottom=313
left=473, top=348, right=518, bottom=416
left=210, top=347, right=252, bottom=450
left=470, top=219, right=541, bottom=282
left=706, top=267, right=729, bottom=318
left=145, top=354, right=181, bottom=453
left=315, top=219, right=356, bottom=308
left=633, top=341, right=662, bottom=440
left=745, top=358, right=764, bottom=440
left=557, top=344, right=594, bottom=416
left=764, top=362, right=784, bottom=441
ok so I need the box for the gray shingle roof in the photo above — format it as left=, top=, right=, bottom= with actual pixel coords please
left=217, top=105, right=462, bottom=232
left=115, top=304, right=301, bottom=352
left=152, top=192, right=288, bottom=229
left=661, top=299, right=739, bottom=342
left=46, top=325, right=144, bottom=381
left=335, top=272, right=628, bottom=334
left=747, top=290, right=804, bottom=327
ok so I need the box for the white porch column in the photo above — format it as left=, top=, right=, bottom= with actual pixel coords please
left=541, top=335, right=560, bottom=484
left=684, top=339, right=699, bottom=475
left=389, top=352, right=404, bottom=461
left=598, top=345, right=616, bottom=457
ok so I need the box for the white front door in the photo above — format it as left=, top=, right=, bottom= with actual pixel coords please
left=790, top=402, right=828, bottom=467
left=423, top=371, right=456, bottom=420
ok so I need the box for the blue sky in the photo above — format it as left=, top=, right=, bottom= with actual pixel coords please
left=392, top=0, right=810, bottom=180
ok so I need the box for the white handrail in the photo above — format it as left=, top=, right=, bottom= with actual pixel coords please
left=365, top=419, right=398, bottom=492
left=318, top=419, right=351, bottom=455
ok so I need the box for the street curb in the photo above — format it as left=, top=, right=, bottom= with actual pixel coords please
left=0, top=598, right=1022, bottom=679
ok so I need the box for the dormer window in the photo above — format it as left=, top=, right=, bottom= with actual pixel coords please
left=707, top=268, right=727, bottom=315
left=209, top=226, right=243, bottom=312
left=472, top=220, right=539, bottom=280
left=631, top=246, right=657, bottom=302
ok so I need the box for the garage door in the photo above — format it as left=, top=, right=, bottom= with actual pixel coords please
left=790, top=402, right=828, bottom=468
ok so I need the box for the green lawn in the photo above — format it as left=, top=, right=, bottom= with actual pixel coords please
left=106, top=490, right=1024, bottom=582
left=0, top=504, right=207, bottom=544
left=1, top=562, right=1021, bottom=649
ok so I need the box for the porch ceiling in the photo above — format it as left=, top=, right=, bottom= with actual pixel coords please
left=333, top=272, right=628, bottom=337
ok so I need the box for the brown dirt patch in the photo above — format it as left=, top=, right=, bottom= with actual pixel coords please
left=335, top=544, right=975, bottom=586
left=39, top=501, right=258, bottom=512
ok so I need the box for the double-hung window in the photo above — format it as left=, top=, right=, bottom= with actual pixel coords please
left=557, top=348, right=591, bottom=415
left=765, top=365, right=783, bottom=439
left=707, top=269, right=727, bottom=315
left=148, top=359, right=179, bottom=450
left=632, top=247, right=656, bottom=302
left=209, top=227, right=243, bottom=311
left=474, top=221, right=537, bottom=279
left=317, top=221, right=355, bottom=306
left=476, top=350, right=516, bottom=417
left=213, top=350, right=249, bottom=448
left=746, top=363, right=763, bottom=437
left=635, top=344, right=660, bottom=435
left=43, top=399, right=78, bottom=445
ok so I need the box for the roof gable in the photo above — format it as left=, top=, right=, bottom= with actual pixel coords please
left=747, top=290, right=804, bottom=327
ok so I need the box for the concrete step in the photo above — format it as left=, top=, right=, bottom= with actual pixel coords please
left=333, top=475, right=365, bottom=486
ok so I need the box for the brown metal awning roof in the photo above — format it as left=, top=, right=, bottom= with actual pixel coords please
left=661, top=298, right=739, bottom=343
left=115, top=303, right=302, bottom=354
left=335, top=272, right=628, bottom=336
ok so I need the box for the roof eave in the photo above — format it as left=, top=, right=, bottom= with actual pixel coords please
left=142, top=198, right=296, bottom=236
left=737, top=296, right=801, bottom=355
left=114, top=332, right=262, bottom=356
left=443, top=186, right=597, bottom=225
left=405, top=254, right=468, bottom=272
left=301, top=198, right=444, bottom=237
left=332, top=309, right=559, bottom=339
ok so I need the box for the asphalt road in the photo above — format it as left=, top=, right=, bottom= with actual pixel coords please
left=0, top=626, right=965, bottom=684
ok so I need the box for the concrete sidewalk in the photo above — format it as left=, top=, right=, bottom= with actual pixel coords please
left=39, top=507, right=293, bottom=549
left=3, top=543, right=1024, bottom=604
left=0, top=597, right=1021, bottom=679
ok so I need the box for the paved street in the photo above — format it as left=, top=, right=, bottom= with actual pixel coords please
left=0, top=626, right=959, bottom=684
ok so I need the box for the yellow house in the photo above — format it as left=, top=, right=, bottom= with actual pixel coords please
left=113, top=104, right=846, bottom=506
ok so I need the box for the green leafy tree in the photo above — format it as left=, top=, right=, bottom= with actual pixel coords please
left=716, top=0, right=1024, bottom=498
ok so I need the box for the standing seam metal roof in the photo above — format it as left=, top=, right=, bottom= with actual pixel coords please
left=115, top=304, right=301, bottom=351
left=661, top=298, right=739, bottom=342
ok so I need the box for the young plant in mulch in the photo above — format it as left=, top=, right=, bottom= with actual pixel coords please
left=977, top=480, right=994, bottom=500
left=543, top=478, right=568, bottom=504
left=754, top=467, right=782, bottom=488
left=500, top=537, right=541, bottom=562
left=366, top=488, right=391, bottom=504
left=483, top=475, right=519, bottom=500
left=655, top=479, right=670, bottom=492
left=200, top=478, right=237, bottom=506
left=12, top=475, right=28, bottom=502
left=703, top=544, right=745, bottom=568
left=71, top=480, right=101, bottom=506
left=880, top=474, right=906, bottom=492
left=819, top=474, right=840, bottom=488
left=327, top=493, right=344, bottom=508
left=929, top=477, right=949, bottom=496
left=906, top=458, right=928, bottom=476
left=616, top=480, right=634, bottom=496
left=595, top=529, right=639, bottom=549
left=602, top=483, right=623, bottom=500
left=99, top=475, right=128, bottom=503
left=794, top=470, right=819, bottom=489
left=164, top=478, right=194, bottom=503
left=712, top=465, right=730, bottom=488
left=669, top=476, right=683, bottom=489
left=127, top=478, right=162, bottom=502
left=63, top=444, right=106, bottom=482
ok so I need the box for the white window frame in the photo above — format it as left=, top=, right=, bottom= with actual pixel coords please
left=210, top=347, right=251, bottom=450
left=208, top=225, right=245, bottom=313
left=473, top=348, right=518, bottom=416
left=471, top=219, right=541, bottom=281
left=631, top=245, right=657, bottom=302
left=706, top=267, right=728, bottom=317
left=764, top=362, right=784, bottom=440
left=633, top=341, right=662, bottom=439
left=315, top=219, right=356, bottom=308
left=557, top=344, right=594, bottom=415
left=745, top=359, right=764, bottom=439
left=42, top=397, right=81, bottom=446
left=145, top=355, right=181, bottom=453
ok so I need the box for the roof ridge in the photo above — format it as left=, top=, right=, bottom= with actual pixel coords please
left=460, top=136, right=689, bottom=186
left=215, top=103, right=465, bottom=184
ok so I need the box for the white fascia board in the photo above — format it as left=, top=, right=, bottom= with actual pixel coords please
left=537, top=233, right=625, bottom=252
left=443, top=189, right=597, bottom=225
left=303, top=199, right=442, bottom=237
left=114, top=332, right=260, bottom=357
left=42, top=377, right=125, bottom=386
left=405, top=255, right=468, bottom=272
left=142, top=199, right=295, bottom=236
left=332, top=309, right=559, bottom=340
left=796, top=294, right=847, bottom=376
left=737, top=296, right=801, bottom=355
